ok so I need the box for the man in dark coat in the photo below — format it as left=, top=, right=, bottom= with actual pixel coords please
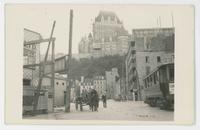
left=102, top=94, right=107, bottom=108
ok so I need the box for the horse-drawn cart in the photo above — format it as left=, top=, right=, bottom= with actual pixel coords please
left=75, top=96, right=89, bottom=111
left=75, top=89, right=99, bottom=112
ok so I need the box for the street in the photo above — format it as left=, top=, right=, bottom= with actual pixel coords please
left=24, top=100, right=173, bottom=121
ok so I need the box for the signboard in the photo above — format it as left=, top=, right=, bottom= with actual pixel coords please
left=169, top=83, right=174, bottom=94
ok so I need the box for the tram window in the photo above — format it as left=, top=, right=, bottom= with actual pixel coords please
left=169, top=67, right=174, bottom=82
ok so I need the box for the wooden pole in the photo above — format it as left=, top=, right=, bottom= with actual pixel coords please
left=171, top=13, right=174, bottom=27
left=51, top=39, right=55, bottom=112
left=65, top=9, right=73, bottom=112
left=32, top=21, right=56, bottom=115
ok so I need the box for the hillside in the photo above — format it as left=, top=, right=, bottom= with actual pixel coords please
left=69, top=55, right=126, bottom=80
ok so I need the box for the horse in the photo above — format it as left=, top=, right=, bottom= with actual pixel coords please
left=88, top=89, right=99, bottom=112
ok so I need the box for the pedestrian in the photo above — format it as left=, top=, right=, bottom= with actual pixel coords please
left=102, top=94, right=107, bottom=108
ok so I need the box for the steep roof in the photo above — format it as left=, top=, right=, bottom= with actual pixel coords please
left=24, top=28, right=42, bottom=42
left=95, top=11, right=121, bottom=24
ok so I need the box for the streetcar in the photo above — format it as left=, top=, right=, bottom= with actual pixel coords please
left=143, top=63, right=174, bottom=110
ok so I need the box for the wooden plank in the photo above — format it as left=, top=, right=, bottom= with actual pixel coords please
left=24, top=38, right=56, bottom=46
left=51, top=40, right=55, bottom=110
left=23, top=61, right=53, bottom=68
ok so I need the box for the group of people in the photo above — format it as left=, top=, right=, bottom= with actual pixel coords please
left=75, top=89, right=107, bottom=112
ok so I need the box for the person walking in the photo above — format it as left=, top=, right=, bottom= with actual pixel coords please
left=102, top=94, right=107, bottom=108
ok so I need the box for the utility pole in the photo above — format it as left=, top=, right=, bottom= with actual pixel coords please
left=65, top=9, right=73, bottom=112
left=171, top=13, right=174, bottom=27
left=51, top=39, right=55, bottom=112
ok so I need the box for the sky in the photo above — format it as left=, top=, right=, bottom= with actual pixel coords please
left=7, top=4, right=176, bottom=55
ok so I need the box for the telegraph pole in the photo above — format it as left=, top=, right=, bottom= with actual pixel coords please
left=65, top=9, right=73, bottom=112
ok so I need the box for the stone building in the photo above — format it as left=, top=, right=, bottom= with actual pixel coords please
left=78, top=11, right=130, bottom=57
left=93, top=76, right=106, bottom=97
left=80, top=77, right=93, bottom=97
left=125, top=27, right=174, bottom=101
left=132, top=27, right=174, bottom=40
left=53, top=75, right=67, bottom=107
left=78, top=33, right=93, bottom=54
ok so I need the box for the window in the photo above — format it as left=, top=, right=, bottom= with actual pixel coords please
left=157, top=56, right=161, bottom=63
left=131, top=50, right=135, bottom=54
left=144, top=80, right=147, bottom=88
left=171, top=55, right=174, bottom=61
left=146, top=66, right=151, bottom=75
left=23, top=79, right=31, bottom=86
left=56, top=82, right=59, bottom=85
left=150, top=76, right=152, bottom=82
left=62, top=82, right=65, bottom=86
left=146, top=43, right=150, bottom=50
left=23, top=56, right=28, bottom=65
left=144, top=40, right=150, bottom=50
left=145, top=56, right=150, bottom=63
left=156, top=71, right=159, bottom=82
left=131, top=41, right=135, bottom=47
left=169, top=67, right=174, bottom=82
left=131, top=59, right=134, bottom=63
left=153, top=73, right=156, bottom=84
left=147, top=78, right=149, bottom=88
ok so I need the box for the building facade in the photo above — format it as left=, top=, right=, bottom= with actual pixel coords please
left=78, top=33, right=93, bottom=54
left=23, top=29, right=54, bottom=113
left=126, top=27, right=174, bottom=101
left=54, top=75, right=67, bottom=107
left=105, top=68, right=121, bottom=99
left=93, top=76, right=106, bottom=97
left=78, top=11, right=130, bottom=57
left=80, top=77, right=93, bottom=98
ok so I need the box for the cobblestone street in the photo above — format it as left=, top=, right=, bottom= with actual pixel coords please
left=24, top=100, right=173, bottom=121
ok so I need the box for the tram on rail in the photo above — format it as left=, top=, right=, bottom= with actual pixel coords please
left=143, top=63, right=174, bottom=110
